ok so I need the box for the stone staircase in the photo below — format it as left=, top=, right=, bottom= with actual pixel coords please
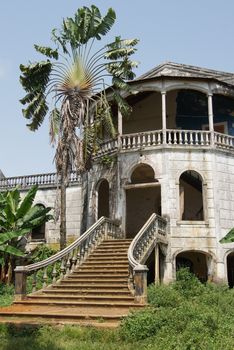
left=0, top=239, right=145, bottom=328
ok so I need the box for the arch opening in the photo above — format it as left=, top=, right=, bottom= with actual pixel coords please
left=227, top=252, right=234, bottom=288
left=97, top=179, right=110, bottom=219
left=176, top=251, right=209, bottom=282
left=126, top=164, right=161, bottom=237
left=31, top=204, right=46, bottom=241
left=179, top=170, right=204, bottom=221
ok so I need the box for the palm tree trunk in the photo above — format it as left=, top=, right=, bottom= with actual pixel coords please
left=60, top=172, right=67, bottom=250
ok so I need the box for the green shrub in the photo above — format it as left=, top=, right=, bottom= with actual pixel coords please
left=148, top=283, right=182, bottom=308
left=174, top=267, right=205, bottom=297
left=0, top=282, right=14, bottom=306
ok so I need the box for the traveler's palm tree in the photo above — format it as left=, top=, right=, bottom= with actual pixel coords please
left=20, top=6, right=138, bottom=249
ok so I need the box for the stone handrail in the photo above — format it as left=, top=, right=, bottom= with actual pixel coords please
left=0, top=171, right=81, bottom=190
left=14, top=216, right=122, bottom=300
left=128, top=213, right=167, bottom=303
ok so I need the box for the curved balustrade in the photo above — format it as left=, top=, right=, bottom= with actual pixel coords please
left=14, top=217, right=122, bottom=300
left=121, top=130, right=163, bottom=150
left=0, top=171, right=81, bottom=190
left=128, top=213, right=167, bottom=303
left=95, top=138, right=118, bottom=157
left=214, top=132, right=234, bottom=150
left=96, top=129, right=234, bottom=156
left=166, top=129, right=211, bottom=146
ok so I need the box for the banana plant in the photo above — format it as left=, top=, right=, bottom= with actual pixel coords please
left=19, top=5, right=138, bottom=249
left=0, top=185, right=52, bottom=283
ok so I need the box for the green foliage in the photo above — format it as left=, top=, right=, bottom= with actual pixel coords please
left=174, top=267, right=205, bottom=297
left=120, top=270, right=234, bottom=349
left=30, top=245, right=57, bottom=263
left=0, top=186, right=52, bottom=283
left=20, top=5, right=138, bottom=171
left=0, top=283, right=14, bottom=306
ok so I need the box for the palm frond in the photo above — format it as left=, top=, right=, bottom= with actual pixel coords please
left=34, top=45, right=59, bottom=59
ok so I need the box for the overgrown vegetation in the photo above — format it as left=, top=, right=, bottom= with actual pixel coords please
left=120, top=269, right=234, bottom=349
left=0, top=269, right=234, bottom=349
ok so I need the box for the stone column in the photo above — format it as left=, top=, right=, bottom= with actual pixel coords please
left=155, top=244, right=160, bottom=283
left=161, top=91, right=167, bottom=144
left=14, top=267, right=27, bottom=301
left=117, top=108, right=123, bottom=151
left=208, top=93, right=214, bottom=146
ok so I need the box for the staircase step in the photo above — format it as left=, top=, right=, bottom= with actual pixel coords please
left=62, top=278, right=128, bottom=283
left=75, top=268, right=128, bottom=273
left=41, top=289, right=131, bottom=295
left=14, top=300, right=141, bottom=307
left=52, top=283, right=128, bottom=289
left=26, top=294, right=135, bottom=302
left=69, top=270, right=128, bottom=275
left=81, top=261, right=129, bottom=266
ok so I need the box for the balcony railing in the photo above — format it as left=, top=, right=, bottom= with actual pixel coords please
left=95, top=129, right=234, bottom=156
left=0, top=171, right=81, bottom=190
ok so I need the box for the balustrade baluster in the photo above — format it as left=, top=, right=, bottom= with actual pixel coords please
left=205, top=133, right=209, bottom=145
left=52, top=264, right=57, bottom=284
left=173, top=131, right=177, bottom=145
left=60, top=258, right=66, bottom=279
left=147, top=133, right=151, bottom=146
left=43, top=267, right=48, bottom=288
left=122, top=137, right=126, bottom=149
left=152, top=133, right=156, bottom=145
left=195, top=132, right=198, bottom=145
left=66, top=254, right=71, bottom=275
left=157, top=132, right=161, bottom=145
left=71, top=250, right=77, bottom=271
left=184, top=132, right=188, bottom=145
left=168, top=131, right=172, bottom=145
left=32, top=271, right=37, bottom=292
left=142, top=134, right=146, bottom=147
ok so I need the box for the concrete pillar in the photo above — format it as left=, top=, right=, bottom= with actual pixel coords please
left=161, top=91, right=167, bottom=144
left=14, top=268, right=27, bottom=301
left=134, top=265, right=148, bottom=303
left=118, top=109, right=123, bottom=136
left=208, top=93, right=214, bottom=145
left=155, top=244, right=160, bottom=283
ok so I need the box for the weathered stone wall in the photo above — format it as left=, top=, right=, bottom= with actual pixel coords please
left=20, top=184, right=83, bottom=244
left=93, top=146, right=234, bottom=283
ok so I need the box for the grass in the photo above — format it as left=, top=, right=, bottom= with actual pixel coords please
left=0, top=269, right=233, bottom=349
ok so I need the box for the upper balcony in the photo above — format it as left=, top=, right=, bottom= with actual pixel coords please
left=96, top=74, right=234, bottom=157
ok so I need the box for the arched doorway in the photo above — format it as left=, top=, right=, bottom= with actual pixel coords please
left=31, top=204, right=46, bottom=241
left=179, top=170, right=204, bottom=221
left=176, top=251, right=209, bottom=282
left=97, top=179, right=110, bottom=219
left=227, top=252, right=234, bottom=288
left=125, top=164, right=161, bottom=238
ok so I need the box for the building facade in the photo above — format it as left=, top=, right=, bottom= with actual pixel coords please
left=1, top=62, right=234, bottom=287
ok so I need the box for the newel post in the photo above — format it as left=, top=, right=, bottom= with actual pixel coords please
left=134, top=265, right=149, bottom=304
left=14, top=267, right=27, bottom=301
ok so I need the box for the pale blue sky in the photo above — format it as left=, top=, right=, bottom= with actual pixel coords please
left=1, top=0, right=234, bottom=176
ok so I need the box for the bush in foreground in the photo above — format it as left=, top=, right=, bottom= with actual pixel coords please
left=120, top=269, right=234, bottom=349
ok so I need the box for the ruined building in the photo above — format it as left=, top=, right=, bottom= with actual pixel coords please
left=1, top=62, right=234, bottom=289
